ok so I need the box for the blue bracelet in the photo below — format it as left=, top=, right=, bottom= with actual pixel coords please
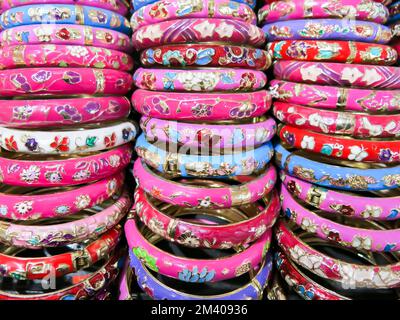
left=275, top=143, right=400, bottom=192
left=389, top=1, right=400, bottom=23
left=0, top=4, right=131, bottom=35
left=128, top=250, right=272, bottom=300
left=135, top=133, right=274, bottom=178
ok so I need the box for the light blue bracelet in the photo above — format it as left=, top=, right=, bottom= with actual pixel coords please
left=135, top=133, right=274, bottom=178
left=275, top=143, right=400, bottom=192
left=0, top=4, right=131, bottom=35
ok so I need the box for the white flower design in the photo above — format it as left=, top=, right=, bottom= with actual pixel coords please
left=193, top=21, right=216, bottom=38
left=348, top=146, right=368, bottom=162
left=74, top=194, right=91, bottom=210
left=198, top=197, right=211, bottom=208
left=34, top=26, right=53, bottom=42
left=14, top=201, right=33, bottom=215
left=300, top=218, right=317, bottom=233
left=300, top=65, right=323, bottom=82
left=214, top=22, right=235, bottom=38
left=361, top=205, right=382, bottom=219
left=20, top=165, right=40, bottom=184
left=176, top=72, right=219, bottom=91
left=67, top=45, right=89, bottom=58
left=341, top=67, right=363, bottom=83
left=362, top=68, right=383, bottom=85
left=360, top=117, right=383, bottom=137
left=300, top=135, right=315, bottom=150
left=136, top=24, right=162, bottom=43
left=352, top=236, right=372, bottom=251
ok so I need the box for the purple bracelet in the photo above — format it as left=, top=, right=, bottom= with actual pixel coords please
left=262, top=19, right=393, bottom=44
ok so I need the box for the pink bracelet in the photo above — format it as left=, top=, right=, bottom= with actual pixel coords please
left=282, top=185, right=400, bottom=253
left=258, top=0, right=389, bottom=25
left=0, top=190, right=131, bottom=248
left=133, top=89, right=271, bottom=121
left=141, top=116, right=276, bottom=149
left=131, top=0, right=256, bottom=32
left=0, top=172, right=124, bottom=221
left=270, top=80, right=400, bottom=113
left=1, top=24, right=132, bottom=53
left=133, top=159, right=277, bottom=209
left=274, top=61, right=400, bottom=89
left=0, top=68, right=132, bottom=97
left=125, top=217, right=272, bottom=282
left=281, top=173, right=400, bottom=221
left=132, top=18, right=265, bottom=50
left=134, top=68, right=266, bottom=92
left=0, top=144, right=132, bottom=187
left=274, top=102, right=400, bottom=138
left=0, top=0, right=129, bottom=15
left=0, top=44, right=133, bottom=71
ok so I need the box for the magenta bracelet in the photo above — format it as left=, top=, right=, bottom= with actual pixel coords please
left=0, top=68, right=132, bottom=97
left=1, top=24, right=132, bottom=53
left=0, top=96, right=130, bottom=128
left=132, top=89, right=271, bottom=121
left=134, top=68, right=267, bottom=92
left=0, top=144, right=132, bottom=187
left=140, top=116, right=276, bottom=149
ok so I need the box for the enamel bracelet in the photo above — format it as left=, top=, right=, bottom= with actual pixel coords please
left=130, top=0, right=256, bottom=32
left=274, top=102, right=400, bottom=138
left=0, top=4, right=131, bottom=34
left=274, top=61, right=400, bottom=89
left=258, top=0, right=389, bottom=25
left=135, top=134, right=274, bottom=178
left=279, top=124, right=400, bottom=163
left=0, top=44, right=133, bottom=71
left=0, top=121, right=136, bottom=154
left=133, top=159, right=277, bottom=209
left=134, top=187, right=280, bottom=249
left=1, top=24, right=132, bottom=53
left=0, top=68, right=132, bottom=97
left=0, top=172, right=123, bottom=220
left=140, top=116, right=276, bottom=149
left=131, top=0, right=256, bottom=11
left=134, top=68, right=267, bottom=92
left=140, top=44, right=271, bottom=70
left=275, top=143, right=400, bottom=191
left=125, top=217, right=272, bottom=283
left=133, top=89, right=271, bottom=121
left=270, top=80, right=400, bottom=113
left=0, top=96, right=131, bottom=128
left=281, top=174, right=400, bottom=221
left=0, top=144, right=132, bottom=187
left=262, top=19, right=392, bottom=44
left=132, top=18, right=265, bottom=50
left=267, top=40, right=398, bottom=65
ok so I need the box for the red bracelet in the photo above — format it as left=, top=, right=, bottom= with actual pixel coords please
left=279, top=124, right=400, bottom=163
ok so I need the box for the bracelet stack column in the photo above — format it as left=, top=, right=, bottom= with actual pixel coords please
left=0, top=0, right=137, bottom=300
left=120, top=0, right=280, bottom=300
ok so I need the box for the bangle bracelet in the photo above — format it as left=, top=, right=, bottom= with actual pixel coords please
left=133, top=159, right=277, bottom=209
left=0, top=171, right=123, bottom=220
left=274, top=102, right=400, bottom=138
left=125, top=217, right=272, bottom=283
left=279, top=124, right=400, bottom=163
left=133, top=89, right=271, bottom=121
left=275, top=143, right=400, bottom=191
left=0, top=44, right=133, bottom=71
left=132, top=18, right=265, bottom=50
left=1, top=24, right=132, bottom=53
left=0, top=226, right=121, bottom=280
left=0, top=144, right=132, bottom=187
left=267, top=40, right=398, bottom=65
left=128, top=250, right=272, bottom=300
left=0, top=0, right=129, bottom=16
left=131, top=0, right=256, bottom=33
left=0, top=68, right=132, bottom=97
left=134, top=187, right=280, bottom=249
left=258, top=0, right=389, bottom=25
left=133, top=68, right=267, bottom=92
left=282, top=185, right=400, bottom=253
left=140, top=116, right=276, bottom=149
left=274, top=61, right=400, bottom=89
left=0, top=190, right=131, bottom=248
left=270, top=80, right=400, bottom=113
left=281, top=174, right=400, bottom=221
left=262, top=19, right=392, bottom=44
left=140, top=44, right=271, bottom=70
left=0, top=4, right=131, bottom=34
left=135, top=134, right=274, bottom=178
left=390, top=1, right=400, bottom=22
left=0, top=121, right=137, bottom=154
left=0, top=96, right=131, bottom=128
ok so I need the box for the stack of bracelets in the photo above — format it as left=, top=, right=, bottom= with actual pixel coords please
left=0, top=0, right=137, bottom=300
left=119, top=0, right=280, bottom=300
left=390, top=1, right=400, bottom=61
left=259, top=0, right=400, bottom=300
